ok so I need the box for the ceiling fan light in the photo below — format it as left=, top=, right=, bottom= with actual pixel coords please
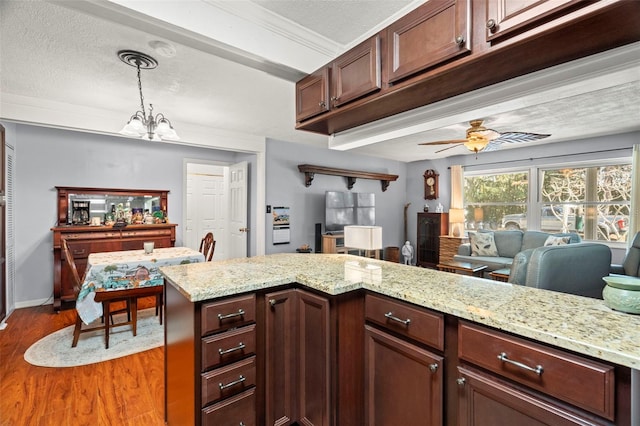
left=464, top=134, right=489, bottom=153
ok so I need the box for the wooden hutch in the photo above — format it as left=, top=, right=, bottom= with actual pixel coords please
left=51, top=187, right=177, bottom=311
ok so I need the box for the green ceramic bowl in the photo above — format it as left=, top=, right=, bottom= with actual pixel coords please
left=602, top=275, right=640, bottom=314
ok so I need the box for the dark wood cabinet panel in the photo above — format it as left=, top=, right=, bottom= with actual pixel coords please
left=297, top=290, right=330, bottom=426
left=296, top=68, right=330, bottom=122
left=364, top=325, right=443, bottom=425
left=386, top=0, right=470, bottom=83
left=331, top=35, right=381, bottom=108
left=417, top=212, right=449, bottom=268
left=458, top=321, right=615, bottom=420
left=457, top=366, right=609, bottom=426
left=264, top=289, right=298, bottom=425
left=485, top=0, right=588, bottom=43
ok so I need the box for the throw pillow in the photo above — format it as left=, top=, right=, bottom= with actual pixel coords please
left=470, top=231, right=499, bottom=257
left=544, top=235, right=571, bottom=246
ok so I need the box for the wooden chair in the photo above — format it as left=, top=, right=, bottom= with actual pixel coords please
left=63, top=240, right=133, bottom=349
left=199, top=232, right=216, bottom=261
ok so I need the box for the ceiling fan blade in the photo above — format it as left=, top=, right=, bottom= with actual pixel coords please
left=419, top=139, right=467, bottom=146
left=492, top=132, right=551, bottom=144
left=482, top=140, right=502, bottom=152
left=435, top=143, right=465, bottom=153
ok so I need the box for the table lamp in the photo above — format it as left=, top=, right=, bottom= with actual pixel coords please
left=449, top=208, right=465, bottom=237
left=344, top=225, right=383, bottom=259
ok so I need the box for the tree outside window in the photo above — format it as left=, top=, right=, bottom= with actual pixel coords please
left=463, top=163, right=630, bottom=242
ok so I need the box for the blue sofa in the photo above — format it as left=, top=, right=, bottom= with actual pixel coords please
left=454, top=230, right=611, bottom=298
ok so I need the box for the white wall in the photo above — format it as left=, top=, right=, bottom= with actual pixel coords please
left=265, top=139, right=408, bottom=254
left=5, top=123, right=252, bottom=307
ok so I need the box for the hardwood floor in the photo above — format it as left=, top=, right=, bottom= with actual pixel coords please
left=0, top=297, right=164, bottom=426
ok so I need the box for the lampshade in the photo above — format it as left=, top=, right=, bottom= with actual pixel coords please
left=449, top=208, right=465, bottom=237
left=474, top=208, right=484, bottom=222
left=344, top=226, right=383, bottom=250
left=449, top=208, right=465, bottom=224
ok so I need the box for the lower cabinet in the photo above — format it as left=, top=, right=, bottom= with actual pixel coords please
left=456, top=367, right=608, bottom=426
left=364, top=326, right=443, bottom=425
left=456, top=320, right=625, bottom=425
left=364, top=293, right=444, bottom=425
left=165, top=283, right=631, bottom=426
left=264, top=288, right=331, bottom=426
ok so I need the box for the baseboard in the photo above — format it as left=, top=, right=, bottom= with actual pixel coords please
left=15, top=298, right=53, bottom=309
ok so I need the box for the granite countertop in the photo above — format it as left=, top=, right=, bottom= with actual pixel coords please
left=160, top=253, right=640, bottom=370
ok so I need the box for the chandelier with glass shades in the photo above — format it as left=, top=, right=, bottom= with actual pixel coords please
left=118, top=50, right=179, bottom=142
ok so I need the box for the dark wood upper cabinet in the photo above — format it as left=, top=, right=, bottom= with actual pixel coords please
left=296, top=67, right=330, bottom=122
left=386, top=0, right=470, bottom=83
left=331, top=35, right=381, bottom=108
left=296, top=35, right=381, bottom=122
left=485, top=0, right=588, bottom=42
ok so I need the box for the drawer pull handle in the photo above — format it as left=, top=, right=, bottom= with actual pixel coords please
left=498, top=352, right=543, bottom=375
left=218, top=342, right=245, bottom=356
left=456, top=377, right=466, bottom=386
left=429, top=363, right=438, bottom=373
left=219, top=375, right=246, bottom=390
left=217, top=309, right=245, bottom=321
left=384, top=312, right=411, bottom=326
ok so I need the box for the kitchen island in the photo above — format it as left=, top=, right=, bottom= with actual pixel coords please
left=161, top=253, right=640, bottom=425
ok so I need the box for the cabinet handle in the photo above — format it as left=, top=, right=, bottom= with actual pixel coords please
left=486, top=18, right=497, bottom=32
left=455, top=35, right=465, bottom=46
left=456, top=377, right=466, bottom=386
left=218, top=342, right=245, bottom=356
left=217, top=309, right=245, bottom=321
left=497, top=352, right=543, bottom=375
left=384, top=312, right=411, bottom=326
left=269, top=298, right=286, bottom=308
left=429, top=363, right=438, bottom=373
left=218, top=374, right=246, bottom=390
left=240, top=423, right=245, bottom=426
left=319, top=101, right=326, bottom=108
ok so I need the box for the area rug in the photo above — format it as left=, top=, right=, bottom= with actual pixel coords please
left=24, top=308, right=163, bottom=368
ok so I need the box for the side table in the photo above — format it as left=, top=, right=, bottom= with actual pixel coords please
left=437, top=260, right=487, bottom=278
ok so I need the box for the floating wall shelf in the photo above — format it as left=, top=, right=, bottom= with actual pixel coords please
left=297, top=164, right=398, bottom=192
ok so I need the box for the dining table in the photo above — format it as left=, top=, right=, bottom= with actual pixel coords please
left=76, top=246, right=205, bottom=325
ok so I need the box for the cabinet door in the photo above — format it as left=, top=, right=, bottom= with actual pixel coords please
left=297, top=290, right=330, bottom=426
left=296, top=68, right=330, bottom=122
left=485, top=0, right=586, bottom=42
left=387, top=0, right=470, bottom=83
left=364, top=325, right=443, bottom=426
left=331, top=35, right=381, bottom=108
left=417, top=213, right=448, bottom=267
left=264, top=289, right=297, bottom=425
left=457, top=366, right=607, bottom=426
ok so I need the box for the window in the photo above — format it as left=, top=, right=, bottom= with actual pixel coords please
left=464, top=171, right=529, bottom=231
left=540, top=164, right=630, bottom=242
left=463, top=161, right=631, bottom=243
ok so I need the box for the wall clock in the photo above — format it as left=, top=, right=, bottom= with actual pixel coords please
left=424, top=169, right=439, bottom=200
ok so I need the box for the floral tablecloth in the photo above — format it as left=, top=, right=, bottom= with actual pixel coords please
left=76, top=246, right=205, bottom=324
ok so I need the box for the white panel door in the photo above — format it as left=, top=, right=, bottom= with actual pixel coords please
left=229, top=161, right=248, bottom=259
left=185, top=163, right=227, bottom=259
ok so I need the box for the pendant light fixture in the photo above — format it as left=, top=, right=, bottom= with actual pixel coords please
left=118, top=50, right=179, bottom=141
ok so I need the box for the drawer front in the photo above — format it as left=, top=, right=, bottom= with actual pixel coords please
left=202, top=324, right=256, bottom=371
left=202, top=387, right=256, bottom=426
left=202, top=294, right=256, bottom=336
left=66, top=241, right=93, bottom=259
left=365, top=293, right=444, bottom=350
left=202, top=356, right=256, bottom=407
left=458, top=321, right=615, bottom=420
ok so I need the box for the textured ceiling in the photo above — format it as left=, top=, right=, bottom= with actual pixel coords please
left=1, top=0, right=639, bottom=162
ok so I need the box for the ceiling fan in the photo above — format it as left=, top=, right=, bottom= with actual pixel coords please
left=419, top=119, right=551, bottom=155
